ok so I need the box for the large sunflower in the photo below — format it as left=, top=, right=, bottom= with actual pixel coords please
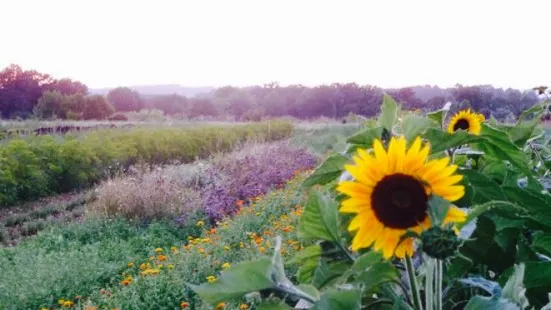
left=337, top=136, right=466, bottom=259
left=447, top=109, right=485, bottom=135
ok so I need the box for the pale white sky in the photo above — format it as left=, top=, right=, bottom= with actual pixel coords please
left=1, top=0, right=550, bottom=89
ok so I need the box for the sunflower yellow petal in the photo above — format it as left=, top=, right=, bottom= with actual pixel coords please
left=336, top=181, right=371, bottom=198
left=372, top=139, right=388, bottom=174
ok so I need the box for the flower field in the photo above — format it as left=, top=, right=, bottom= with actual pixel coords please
left=4, top=93, right=551, bottom=310
left=0, top=121, right=345, bottom=309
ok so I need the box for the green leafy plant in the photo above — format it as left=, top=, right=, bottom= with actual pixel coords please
left=191, top=94, right=551, bottom=309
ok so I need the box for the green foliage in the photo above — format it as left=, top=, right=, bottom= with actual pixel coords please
left=297, top=190, right=340, bottom=243
left=189, top=95, right=551, bottom=309
left=189, top=258, right=275, bottom=304
left=378, top=94, right=400, bottom=132
left=0, top=121, right=293, bottom=206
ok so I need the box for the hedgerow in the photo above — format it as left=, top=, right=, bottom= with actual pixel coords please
left=0, top=121, right=293, bottom=207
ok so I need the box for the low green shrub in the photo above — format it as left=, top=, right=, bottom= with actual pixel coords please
left=0, top=121, right=293, bottom=207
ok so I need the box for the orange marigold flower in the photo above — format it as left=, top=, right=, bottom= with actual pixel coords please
left=181, top=301, right=190, bottom=308
left=240, top=304, right=249, bottom=310
left=254, top=237, right=263, bottom=245
left=236, top=200, right=244, bottom=208
left=157, top=255, right=168, bottom=261
left=208, top=228, right=216, bottom=235
left=215, top=302, right=226, bottom=310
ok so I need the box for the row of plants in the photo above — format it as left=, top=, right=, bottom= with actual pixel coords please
left=0, top=121, right=293, bottom=207
left=89, top=141, right=317, bottom=223
left=189, top=95, right=551, bottom=309
left=0, top=128, right=334, bottom=309
left=0, top=173, right=312, bottom=309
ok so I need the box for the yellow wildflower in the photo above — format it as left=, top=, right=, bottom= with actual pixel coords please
left=215, top=302, right=226, bottom=310
left=240, top=304, right=249, bottom=310
left=127, top=262, right=134, bottom=268
left=222, top=262, right=231, bottom=269
left=168, top=264, right=175, bottom=269
left=223, top=245, right=231, bottom=251
left=154, top=247, right=163, bottom=253
left=196, top=220, right=205, bottom=227
left=206, top=275, right=217, bottom=283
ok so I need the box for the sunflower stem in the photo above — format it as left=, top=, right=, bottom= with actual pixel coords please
left=435, top=259, right=443, bottom=310
left=405, top=255, right=423, bottom=310
left=425, top=257, right=435, bottom=310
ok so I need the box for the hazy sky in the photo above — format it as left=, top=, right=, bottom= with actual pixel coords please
left=1, top=0, right=550, bottom=89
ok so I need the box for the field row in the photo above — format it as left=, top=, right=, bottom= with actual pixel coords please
left=0, top=121, right=293, bottom=207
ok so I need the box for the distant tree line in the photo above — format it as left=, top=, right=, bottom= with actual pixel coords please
left=0, top=64, right=542, bottom=121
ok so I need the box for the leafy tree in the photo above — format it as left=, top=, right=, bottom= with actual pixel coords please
left=82, top=95, right=115, bottom=120
left=188, top=98, right=219, bottom=118
left=33, top=91, right=67, bottom=119
left=107, top=87, right=142, bottom=112
left=44, top=78, right=88, bottom=95
left=0, top=64, right=52, bottom=118
left=144, top=94, right=188, bottom=115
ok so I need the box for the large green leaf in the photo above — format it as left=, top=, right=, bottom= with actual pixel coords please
left=464, top=296, right=520, bottom=310
left=349, top=251, right=383, bottom=274
left=312, top=288, right=362, bottom=310
left=378, top=94, right=400, bottom=132
left=460, top=216, right=515, bottom=272
left=424, top=129, right=478, bottom=153
left=298, top=190, right=340, bottom=243
left=401, top=114, right=439, bottom=142
left=428, top=195, right=450, bottom=227
left=523, top=262, right=551, bottom=289
left=312, top=260, right=349, bottom=289
left=303, top=154, right=349, bottom=187
left=502, top=186, right=551, bottom=227
left=188, top=258, right=274, bottom=304
left=346, top=126, right=383, bottom=146
left=477, top=124, right=532, bottom=175
left=460, top=169, right=508, bottom=204
left=532, top=233, right=551, bottom=256
left=427, top=108, right=448, bottom=128
left=457, top=201, right=525, bottom=230
left=424, top=125, right=532, bottom=176
left=287, top=244, right=322, bottom=265
left=355, top=261, right=399, bottom=292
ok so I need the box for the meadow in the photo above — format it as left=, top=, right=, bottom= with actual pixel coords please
left=0, top=119, right=357, bottom=309
left=2, top=94, right=551, bottom=310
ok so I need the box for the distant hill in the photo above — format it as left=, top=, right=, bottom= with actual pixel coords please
left=89, top=85, right=215, bottom=97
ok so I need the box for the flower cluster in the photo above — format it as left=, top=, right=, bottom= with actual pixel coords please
left=200, top=142, right=316, bottom=220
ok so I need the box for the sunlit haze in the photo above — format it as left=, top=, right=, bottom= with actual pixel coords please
left=2, top=0, right=550, bottom=90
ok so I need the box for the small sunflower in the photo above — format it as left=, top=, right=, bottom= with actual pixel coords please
left=447, top=109, right=485, bottom=135
left=337, top=136, right=466, bottom=259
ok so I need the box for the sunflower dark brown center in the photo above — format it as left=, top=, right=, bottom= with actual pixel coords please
left=371, top=173, right=428, bottom=229
left=453, top=118, right=470, bottom=131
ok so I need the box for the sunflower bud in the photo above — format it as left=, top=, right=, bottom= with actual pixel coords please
left=420, top=226, right=462, bottom=259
